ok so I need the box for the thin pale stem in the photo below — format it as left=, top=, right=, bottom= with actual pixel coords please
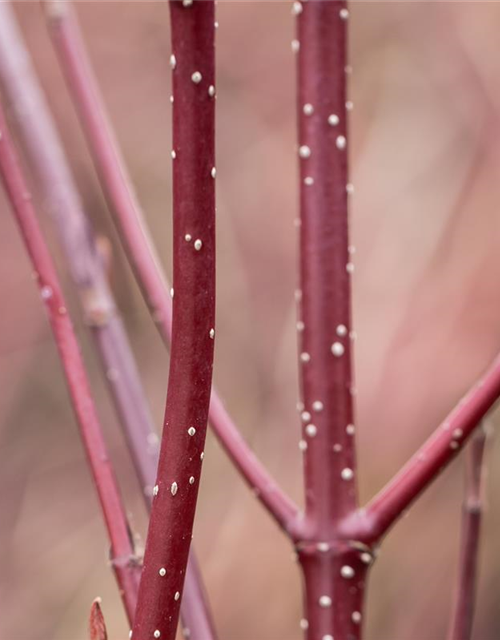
left=296, top=0, right=356, bottom=538
left=354, top=356, right=500, bottom=542
left=447, top=424, right=488, bottom=640
left=0, top=1, right=158, bottom=508
left=44, top=0, right=300, bottom=536
left=0, top=6, right=214, bottom=636
left=0, top=100, right=140, bottom=624
left=132, top=2, right=216, bottom=638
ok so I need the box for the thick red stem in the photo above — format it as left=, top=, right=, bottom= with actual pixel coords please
left=295, top=2, right=362, bottom=638
left=297, top=0, right=355, bottom=536
left=132, top=2, right=216, bottom=638
left=299, top=542, right=369, bottom=640
left=0, top=101, right=140, bottom=624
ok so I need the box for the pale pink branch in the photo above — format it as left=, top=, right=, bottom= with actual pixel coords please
left=0, top=99, right=140, bottom=624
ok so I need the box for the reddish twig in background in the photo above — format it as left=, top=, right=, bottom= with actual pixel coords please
left=89, top=599, right=108, bottom=640
left=0, top=100, right=140, bottom=624
left=447, top=423, right=488, bottom=640
left=132, top=1, right=216, bottom=638
left=0, top=2, right=158, bottom=505
left=43, top=0, right=300, bottom=537
left=0, top=7, right=215, bottom=638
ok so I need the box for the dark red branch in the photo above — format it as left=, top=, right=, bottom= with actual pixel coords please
left=132, top=2, right=216, bottom=638
left=44, top=0, right=299, bottom=537
left=0, top=101, right=140, bottom=624
left=296, top=0, right=356, bottom=537
left=295, top=2, right=364, bottom=639
left=447, top=425, right=488, bottom=640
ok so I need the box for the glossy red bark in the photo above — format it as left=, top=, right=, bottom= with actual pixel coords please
left=132, top=2, right=216, bottom=638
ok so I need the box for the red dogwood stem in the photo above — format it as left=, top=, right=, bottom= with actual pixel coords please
left=132, top=2, right=216, bottom=638
left=44, top=0, right=299, bottom=537
left=296, top=0, right=355, bottom=535
left=355, top=356, right=500, bottom=542
left=0, top=101, right=140, bottom=624
left=447, top=424, right=487, bottom=640
left=295, top=2, right=365, bottom=639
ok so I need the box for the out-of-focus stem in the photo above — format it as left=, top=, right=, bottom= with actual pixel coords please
left=0, top=7, right=215, bottom=637
left=132, top=2, right=216, bottom=638
left=447, top=424, right=488, bottom=640
left=0, top=1, right=158, bottom=505
left=0, top=100, right=140, bottom=624
left=44, top=0, right=300, bottom=536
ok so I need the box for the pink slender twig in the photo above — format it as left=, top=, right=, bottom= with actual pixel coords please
left=0, top=100, right=140, bottom=624
left=0, top=6, right=216, bottom=637
left=348, top=356, right=500, bottom=542
left=447, top=424, right=488, bottom=640
left=294, top=3, right=368, bottom=639
left=44, top=0, right=300, bottom=536
left=132, top=2, right=216, bottom=638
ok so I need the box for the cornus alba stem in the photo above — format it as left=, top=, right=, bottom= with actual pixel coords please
left=43, top=0, right=300, bottom=538
left=294, top=2, right=366, bottom=639
left=447, top=425, right=488, bottom=640
left=0, top=102, right=140, bottom=624
left=132, top=2, right=216, bottom=638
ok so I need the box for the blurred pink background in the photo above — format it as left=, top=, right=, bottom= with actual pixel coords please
left=1, top=2, right=500, bottom=639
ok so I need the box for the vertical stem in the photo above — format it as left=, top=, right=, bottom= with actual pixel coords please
left=299, top=543, right=370, bottom=640
left=0, top=101, right=140, bottom=624
left=295, top=2, right=361, bottom=638
left=132, top=2, right=215, bottom=639
left=447, top=425, right=488, bottom=640
left=296, top=0, right=355, bottom=534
